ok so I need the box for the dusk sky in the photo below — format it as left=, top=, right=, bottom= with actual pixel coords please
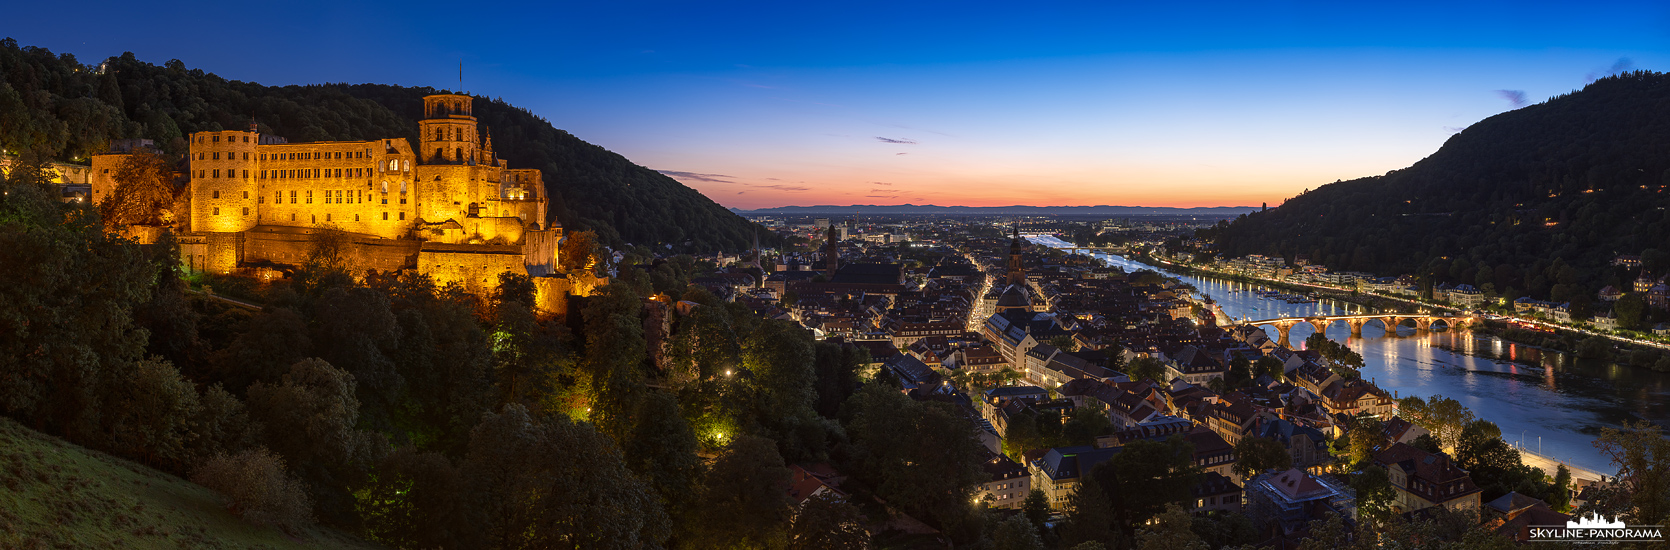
left=9, top=1, right=1670, bottom=209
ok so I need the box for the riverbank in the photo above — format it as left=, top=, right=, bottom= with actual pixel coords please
left=1127, top=253, right=1670, bottom=375
left=1032, top=236, right=1664, bottom=476
left=1121, top=253, right=1451, bottom=316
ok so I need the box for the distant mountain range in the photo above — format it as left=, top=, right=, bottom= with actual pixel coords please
left=734, top=204, right=1261, bottom=216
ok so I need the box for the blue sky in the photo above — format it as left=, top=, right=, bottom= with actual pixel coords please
left=8, top=1, right=1669, bottom=207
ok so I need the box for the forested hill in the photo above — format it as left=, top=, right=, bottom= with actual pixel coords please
left=1207, top=71, right=1670, bottom=303
left=0, top=39, right=770, bottom=252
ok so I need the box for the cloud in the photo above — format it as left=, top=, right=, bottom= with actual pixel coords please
left=874, top=136, right=917, bottom=144
left=1495, top=90, right=1527, bottom=109
left=896, top=152, right=908, bottom=155
left=870, top=181, right=894, bottom=186
left=745, top=183, right=812, bottom=192
left=1586, top=57, right=1634, bottom=83
left=1443, top=126, right=1467, bottom=134
left=657, top=170, right=734, bottom=183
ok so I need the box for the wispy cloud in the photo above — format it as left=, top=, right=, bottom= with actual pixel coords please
left=875, top=136, right=917, bottom=144
left=657, top=170, right=734, bottom=183
left=1495, top=90, right=1527, bottom=109
left=1443, top=126, right=1467, bottom=134
left=896, top=152, right=908, bottom=155
left=1586, top=57, right=1634, bottom=83
left=746, top=183, right=812, bottom=192
left=870, top=181, right=895, bottom=186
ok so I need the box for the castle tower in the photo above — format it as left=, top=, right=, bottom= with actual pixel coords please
left=189, top=130, right=260, bottom=233
left=418, top=94, right=480, bottom=165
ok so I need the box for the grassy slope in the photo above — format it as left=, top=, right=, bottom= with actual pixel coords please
left=0, top=417, right=378, bottom=550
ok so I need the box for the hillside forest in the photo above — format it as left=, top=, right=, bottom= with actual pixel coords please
left=1205, top=72, right=1670, bottom=326
left=0, top=38, right=771, bottom=252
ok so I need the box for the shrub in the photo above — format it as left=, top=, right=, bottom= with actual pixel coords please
left=191, top=447, right=312, bottom=530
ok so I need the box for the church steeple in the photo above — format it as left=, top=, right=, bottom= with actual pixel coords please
left=1006, top=224, right=1025, bottom=286
left=826, top=224, right=840, bottom=275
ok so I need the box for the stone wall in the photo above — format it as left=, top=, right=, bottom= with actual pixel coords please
left=418, top=243, right=527, bottom=293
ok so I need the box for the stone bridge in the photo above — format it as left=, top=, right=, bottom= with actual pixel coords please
left=1242, top=314, right=1475, bottom=347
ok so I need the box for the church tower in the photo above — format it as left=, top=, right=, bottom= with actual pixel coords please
left=1006, top=225, right=1026, bottom=286
left=418, top=94, right=480, bottom=165
left=826, top=224, right=840, bottom=275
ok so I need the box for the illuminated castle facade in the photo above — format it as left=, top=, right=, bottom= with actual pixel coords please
left=145, top=94, right=565, bottom=290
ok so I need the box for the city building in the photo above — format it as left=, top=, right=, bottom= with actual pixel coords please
left=1245, top=468, right=1356, bottom=536
left=978, top=453, right=1032, bottom=509
left=1030, top=445, right=1122, bottom=510
left=1371, top=443, right=1483, bottom=520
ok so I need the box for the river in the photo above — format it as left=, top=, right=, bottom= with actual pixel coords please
left=1029, top=236, right=1670, bottom=476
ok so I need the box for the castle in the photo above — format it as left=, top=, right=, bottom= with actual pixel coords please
left=89, top=94, right=584, bottom=300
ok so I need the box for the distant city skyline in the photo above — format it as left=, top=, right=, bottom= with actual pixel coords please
left=8, top=1, right=1669, bottom=209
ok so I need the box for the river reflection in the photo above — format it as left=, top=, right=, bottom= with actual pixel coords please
left=1030, top=236, right=1670, bottom=475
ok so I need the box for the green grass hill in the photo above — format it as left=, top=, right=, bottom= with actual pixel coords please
left=0, top=416, right=377, bottom=549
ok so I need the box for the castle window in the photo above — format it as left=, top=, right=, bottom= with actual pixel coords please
left=382, top=212, right=388, bottom=220
left=290, top=190, right=296, bottom=203
left=275, top=191, right=281, bottom=203
left=326, top=214, right=331, bottom=222
left=243, top=136, right=249, bottom=143
left=242, top=191, right=248, bottom=199
left=291, top=213, right=296, bottom=221
left=355, top=214, right=360, bottom=222
left=260, top=154, right=266, bottom=161
left=381, top=198, right=387, bottom=205
left=213, top=190, right=220, bottom=199
left=403, top=160, right=410, bottom=171
left=213, top=207, right=219, bottom=215
left=242, top=207, right=249, bottom=216
left=213, top=169, right=220, bottom=178
left=212, top=136, right=220, bottom=143
left=243, top=152, right=248, bottom=160
left=399, top=212, right=405, bottom=220
left=243, top=170, right=248, bottom=178
left=306, top=191, right=312, bottom=204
